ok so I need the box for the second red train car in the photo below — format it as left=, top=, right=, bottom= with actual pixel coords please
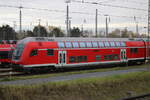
left=11, top=37, right=149, bottom=71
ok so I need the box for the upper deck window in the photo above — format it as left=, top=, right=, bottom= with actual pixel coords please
left=110, top=42, right=115, bottom=47
left=72, top=42, right=79, bottom=48
left=92, top=42, right=98, bottom=48
left=58, top=42, right=65, bottom=48
left=120, top=42, right=126, bottom=47
left=104, top=42, right=110, bottom=47
left=65, top=42, right=72, bottom=48
left=86, top=42, right=92, bottom=48
left=98, top=42, right=104, bottom=47
left=79, top=42, right=86, bottom=48
left=116, top=42, right=121, bottom=47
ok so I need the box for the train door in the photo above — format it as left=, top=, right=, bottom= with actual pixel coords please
left=58, top=51, right=67, bottom=66
left=120, top=49, right=127, bottom=62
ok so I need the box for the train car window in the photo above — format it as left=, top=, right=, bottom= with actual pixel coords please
left=65, top=42, right=72, bottom=48
left=116, top=42, right=121, bottom=47
left=83, top=56, right=87, bottom=62
left=114, top=54, right=119, bottom=60
left=77, top=56, right=83, bottom=62
left=12, top=41, right=17, bottom=44
left=104, top=55, right=109, bottom=60
left=30, top=49, right=38, bottom=56
left=86, top=42, right=92, bottom=48
left=130, top=48, right=138, bottom=54
left=0, top=40, right=4, bottom=44
left=47, top=49, right=54, bottom=56
left=92, top=42, right=98, bottom=48
left=110, top=42, right=115, bottom=47
left=69, top=56, right=76, bottom=63
left=72, top=42, right=79, bottom=48
left=104, top=42, right=110, bottom=47
left=104, top=55, right=113, bottom=60
left=58, top=42, right=65, bottom=48
left=6, top=40, right=10, bottom=44
left=13, top=44, right=24, bottom=60
left=96, top=55, right=101, bottom=61
left=0, top=40, right=2, bottom=44
left=120, top=42, right=126, bottom=47
left=109, top=55, right=113, bottom=60
left=0, top=51, right=9, bottom=59
left=98, top=42, right=104, bottom=47
left=79, top=42, right=86, bottom=48
left=134, top=48, right=137, bottom=53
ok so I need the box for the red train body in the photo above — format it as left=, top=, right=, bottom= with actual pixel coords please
left=11, top=37, right=150, bottom=71
left=0, top=40, right=17, bottom=65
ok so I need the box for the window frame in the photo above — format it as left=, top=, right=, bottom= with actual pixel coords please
left=65, top=42, right=72, bottom=48
left=86, top=42, right=92, bottom=48
left=47, top=49, right=54, bottom=56
left=96, top=55, right=101, bottom=61
left=58, top=42, right=65, bottom=48
left=104, top=42, right=110, bottom=47
left=120, top=42, right=126, bottom=47
left=116, top=42, right=121, bottom=47
left=110, top=41, right=115, bottom=47
left=98, top=42, right=104, bottom=47
left=79, top=42, right=86, bottom=48
left=69, top=56, right=76, bottom=63
left=30, top=49, right=38, bottom=57
left=92, top=42, right=98, bottom=48
left=72, top=42, right=79, bottom=48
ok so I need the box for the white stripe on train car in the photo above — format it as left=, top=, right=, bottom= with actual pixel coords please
left=23, top=63, right=56, bottom=67
left=55, top=61, right=122, bottom=68
left=0, top=48, right=11, bottom=50
left=23, top=61, right=122, bottom=68
left=22, top=58, right=145, bottom=68
left=128, top=57, right=145, bottom=60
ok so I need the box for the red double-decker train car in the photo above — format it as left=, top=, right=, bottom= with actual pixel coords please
left=0, top=40, right=17, bottom=66
left=11, top=37, right=150, bottom=71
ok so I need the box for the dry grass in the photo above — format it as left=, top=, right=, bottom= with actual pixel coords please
left=0, top=71, right=150, bottom=100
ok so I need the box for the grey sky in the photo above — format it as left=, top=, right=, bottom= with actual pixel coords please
left=0, top=0, right=148, bottom=34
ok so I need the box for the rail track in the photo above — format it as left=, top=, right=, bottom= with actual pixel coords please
left=0, top=67, right=25, bottom=78
left=0, top=63, right=149, bottom=79
left=120, top=93, right=150, bottom=100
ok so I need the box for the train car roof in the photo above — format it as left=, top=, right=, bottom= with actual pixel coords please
left=18, top=37, right=145, bottom=44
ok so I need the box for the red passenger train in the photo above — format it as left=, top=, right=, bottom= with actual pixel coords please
left=0, top=40, right=17, bottom=65
left=11, top=37, right=150, bottom=71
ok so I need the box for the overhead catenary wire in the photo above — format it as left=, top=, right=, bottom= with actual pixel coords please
left=119, top=0, right=147, bottom=5
left=0, top=4, right=147, bottom=21
left=71, top=0, right=147, bottom=12
left=99, top=0, right=148, bottom=5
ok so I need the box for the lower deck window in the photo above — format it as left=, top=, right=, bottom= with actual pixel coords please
left=104, top=54, right=119, bottom=61
left=69, top=56, right=76, bottom=63
left=104, top=55, right=109, bottom=60
left=96, top=55, right=101, bottom=61
left=130, top=48, right=138, bottom=54
left=77, top=56, right=83, bottom=62
left=47, top=49, right=54, bottom=56
left=70, top=56, right=87, bottom=63
left=114, top=54, right=119, bottom=60
left=83, top=56, right=87, bottom=62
